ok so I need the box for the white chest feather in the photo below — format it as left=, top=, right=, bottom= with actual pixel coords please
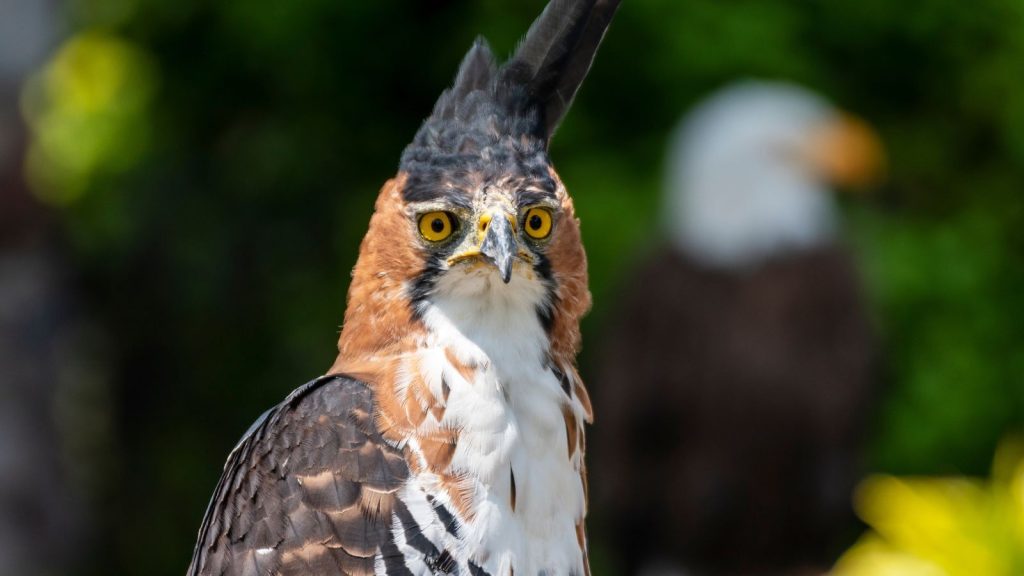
left=393, top=268, right=587, bottom=575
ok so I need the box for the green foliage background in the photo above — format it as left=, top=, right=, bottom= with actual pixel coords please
left=25, top=0, right=1024, bottom=573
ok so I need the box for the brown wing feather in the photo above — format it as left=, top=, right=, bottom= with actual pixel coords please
left=187, top=375, right=410, bottom=576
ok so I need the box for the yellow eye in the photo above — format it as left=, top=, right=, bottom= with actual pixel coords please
left=419, top=211, right=455, bottom=242
left=523, top=207, right=553, bottom=239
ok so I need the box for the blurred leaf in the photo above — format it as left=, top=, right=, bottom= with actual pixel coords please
left=834, top=437, right=1024, bottom=575
left=22, top=30, right=156, bottom=204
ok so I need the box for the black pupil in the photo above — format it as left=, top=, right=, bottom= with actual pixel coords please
left=529, top=214, right=543, bottom=230
left=431, top=217, right=445, bottom=234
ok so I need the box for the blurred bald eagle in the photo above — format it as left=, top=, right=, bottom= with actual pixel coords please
left=592, top=81, right=882, bottom=576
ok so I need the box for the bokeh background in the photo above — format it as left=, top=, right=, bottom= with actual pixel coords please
left=2, top=0, right=1023, bottom=574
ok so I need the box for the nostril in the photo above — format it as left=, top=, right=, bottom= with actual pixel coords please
left=479, top=214, right=492, bottom=232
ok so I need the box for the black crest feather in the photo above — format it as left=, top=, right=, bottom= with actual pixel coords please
left=399, top=0, right=621, bottom=201
left=509, top=0, right=622, bottom=137
left=430, top=38, right=498, bottom=122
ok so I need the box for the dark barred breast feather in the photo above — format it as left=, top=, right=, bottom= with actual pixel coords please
left=186, top=375, right=488, bottom=576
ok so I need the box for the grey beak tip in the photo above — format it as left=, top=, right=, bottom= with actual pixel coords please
left=480, top=214, right=517, bottom=285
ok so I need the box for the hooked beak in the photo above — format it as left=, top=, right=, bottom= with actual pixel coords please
left=479, top=212, right=517, bottom=283
left=808, top=113, right=886, bottom=189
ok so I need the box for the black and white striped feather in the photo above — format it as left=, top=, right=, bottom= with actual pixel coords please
left=187, top=375, right=486, bottom=576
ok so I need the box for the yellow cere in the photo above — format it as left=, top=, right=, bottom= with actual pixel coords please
left=419, top=211, right=454, bottom=242
left=523, top=207, right=553, bottom=239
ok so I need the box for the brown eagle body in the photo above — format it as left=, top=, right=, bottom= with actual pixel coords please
left=592, top=82, right=881, bottom=575
left=188, top=1, right=621, bottom=575
left=594, top=245, right=873, bottom=574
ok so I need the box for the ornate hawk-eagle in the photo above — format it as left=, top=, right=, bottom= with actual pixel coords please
left=187, top=1, right=621, bottom=575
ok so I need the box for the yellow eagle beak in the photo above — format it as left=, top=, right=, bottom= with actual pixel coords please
left=808, top=113, right=886, bottom=189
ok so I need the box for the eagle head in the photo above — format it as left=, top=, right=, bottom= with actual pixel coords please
left=334, top=1, right=620, bottom=369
